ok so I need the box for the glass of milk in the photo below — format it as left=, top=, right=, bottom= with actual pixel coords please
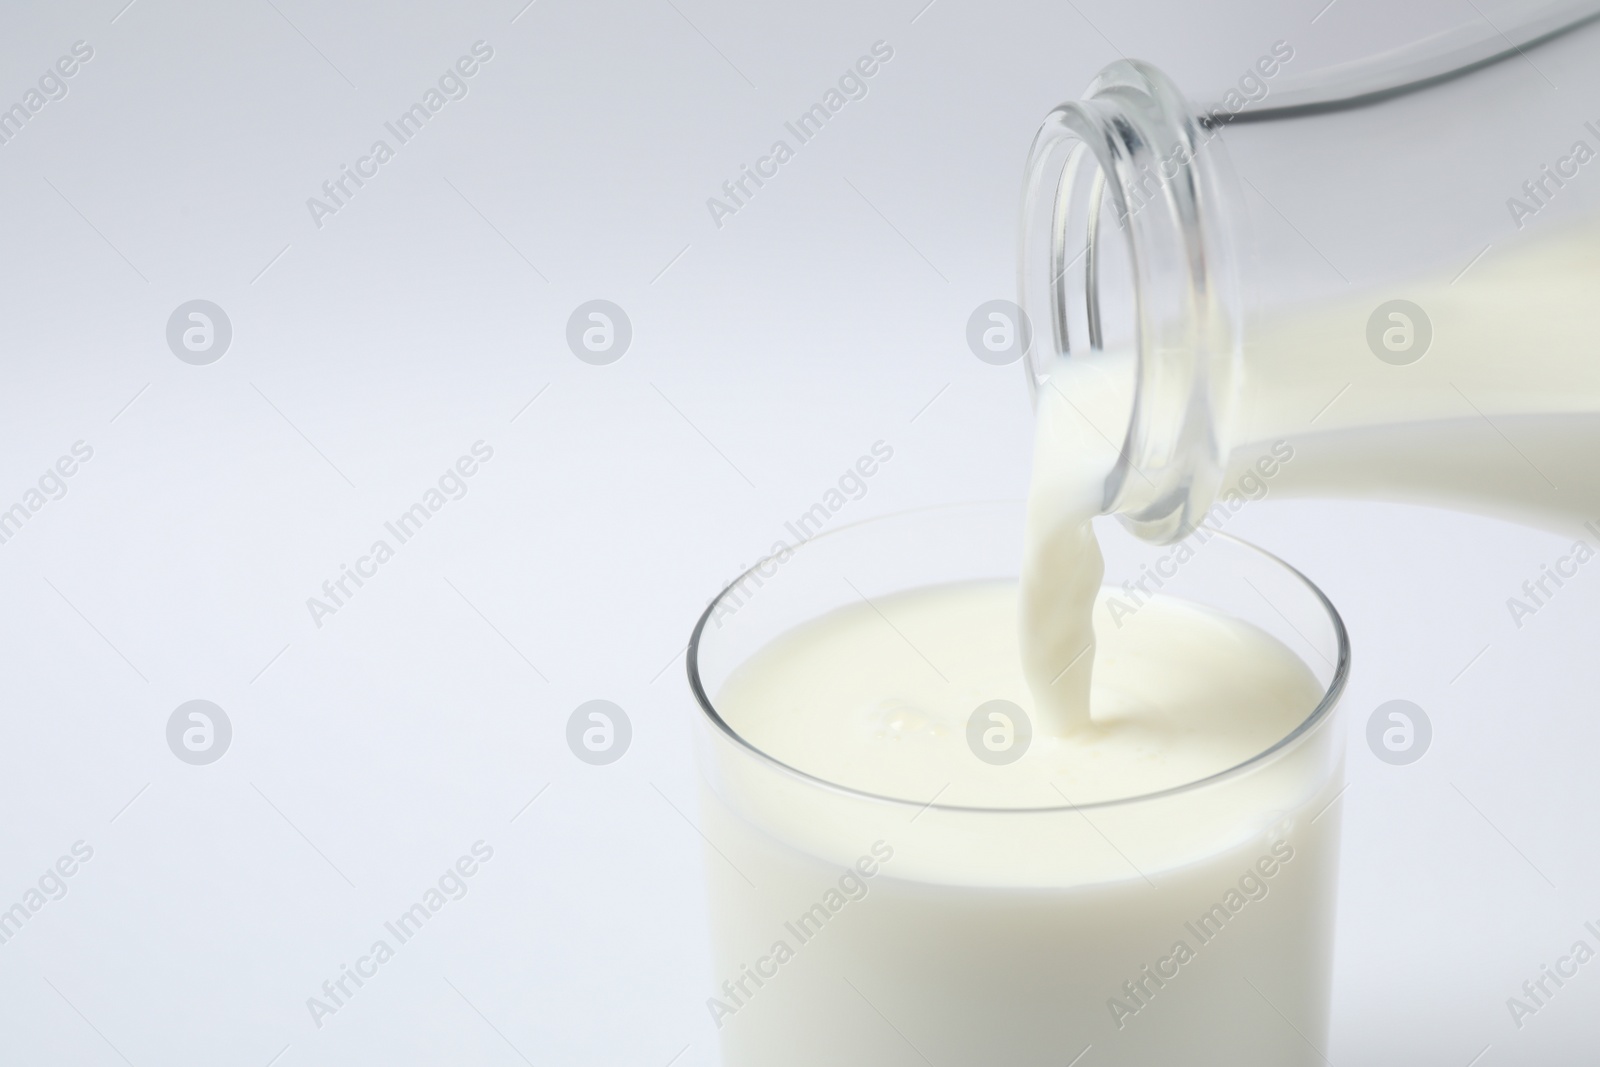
left=688, top=500, right=1349, bottom=1066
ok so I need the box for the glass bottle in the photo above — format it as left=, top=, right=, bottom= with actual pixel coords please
left=1019, top=6, right=1600, bottom=543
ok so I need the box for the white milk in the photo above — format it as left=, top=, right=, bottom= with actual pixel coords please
left=719, top=583, right=1322, bottom=808
left=702, top=578, right=1340, bottom=1065
left=699, top=791, right=1339, bottom=1067
left=1222, top=217, right=1600, bottom=533
left=699, top=346, right=1341, bottom=1063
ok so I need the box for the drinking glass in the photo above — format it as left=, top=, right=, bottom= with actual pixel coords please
left=687, top=500, right=1350, bottom=1066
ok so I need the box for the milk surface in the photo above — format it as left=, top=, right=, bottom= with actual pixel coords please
left=718, top=582, right=1322, bottom=809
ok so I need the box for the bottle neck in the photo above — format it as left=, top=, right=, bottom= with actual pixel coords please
left=1019, top=61, right=1242, bottom=544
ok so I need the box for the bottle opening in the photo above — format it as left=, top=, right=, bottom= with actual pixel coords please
left=1019, top=61, right=1242, bottom=544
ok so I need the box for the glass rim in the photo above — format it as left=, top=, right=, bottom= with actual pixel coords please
left=685, top=500, right=1351, bottom=816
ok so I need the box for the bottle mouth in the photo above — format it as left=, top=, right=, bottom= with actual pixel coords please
left=1018, top=60, right=1242, bottom=544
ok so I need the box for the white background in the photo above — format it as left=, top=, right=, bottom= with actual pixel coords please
left=0, top=1, right=1597, bottom=1064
